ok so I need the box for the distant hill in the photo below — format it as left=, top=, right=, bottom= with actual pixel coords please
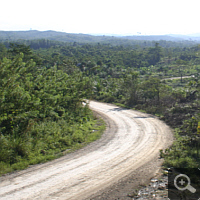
left=1, top=30, right=200, bottom=41
left=0, top=30, right=200, bottom=48
left=0, top=30, right=112, bottom=43
left=167, top=34, right=200, bottom=41
left=122, top=35, right=183, bottom=41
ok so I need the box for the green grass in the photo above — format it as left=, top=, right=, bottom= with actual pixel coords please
left=0, top=116, right=106, bottom=176
left=161, top=130, right=200, bottom=168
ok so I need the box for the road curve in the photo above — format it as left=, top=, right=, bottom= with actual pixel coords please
left=162, top=75, right=195, bottom=81
left=0, top=101, right=173, bottom=200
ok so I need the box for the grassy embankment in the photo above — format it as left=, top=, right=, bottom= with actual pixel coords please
left=0, top=112, right=105, bottom=176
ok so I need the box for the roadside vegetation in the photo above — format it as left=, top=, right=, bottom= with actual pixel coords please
left=0, top=38, right=199, bottom=175
left=0, top=44, right=105, bottom=176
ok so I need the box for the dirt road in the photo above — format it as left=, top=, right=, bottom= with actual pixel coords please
left=0, top=101, right=173, bottom=200
left=162, top=75, right=195, bottom=80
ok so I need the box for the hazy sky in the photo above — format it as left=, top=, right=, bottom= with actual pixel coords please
left=1, top=0, right=199, bottom=35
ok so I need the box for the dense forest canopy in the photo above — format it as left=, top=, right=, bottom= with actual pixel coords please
left=0, top=33, right=200, bottom=174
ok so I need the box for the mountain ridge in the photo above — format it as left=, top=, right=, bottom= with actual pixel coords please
left=1, top=30, right=200, bottom=43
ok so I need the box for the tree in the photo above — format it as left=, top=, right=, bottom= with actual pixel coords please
left=122, top=72, right=139, bottom=106
left=8, top=43, right=32, bottom=57
left=0, top=43, right=7, bottom=59
left=147, top=42, right=162, bottom=65
left=140, top=77, right=161, bottom=103
left=176, top=59, right=188, bottom=82
left=8, top=43, right=42, bottom=65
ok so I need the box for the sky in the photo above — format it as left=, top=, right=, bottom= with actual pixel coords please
left=1, top=0, right=200, bottom=36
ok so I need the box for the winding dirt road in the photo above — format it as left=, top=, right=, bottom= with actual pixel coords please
left=0, top=101, right=173, bottom=200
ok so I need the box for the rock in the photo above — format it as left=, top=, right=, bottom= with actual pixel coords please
left=151, top=178, right=158, bottom=183
left=131, top=174, right=169, bottom=200
left=158, top=183, right=166, bottom=190
left=163, top=170, right=168, bottom=174
left=151, top=182, right=158, bottom=188
left=127, top=193, right=135, bottom=198
left=127, top=189, right=138, bottom=197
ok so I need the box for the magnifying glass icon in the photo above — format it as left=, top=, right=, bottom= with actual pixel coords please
left=174, top=174, right=196, bottom=193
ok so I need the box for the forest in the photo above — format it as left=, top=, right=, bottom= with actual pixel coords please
left=0, top=37, right=200, bottom=175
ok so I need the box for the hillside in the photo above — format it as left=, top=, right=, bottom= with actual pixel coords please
left=1, top=30, right=200, bottom=45
left=0, top=30, right=109, bottom=43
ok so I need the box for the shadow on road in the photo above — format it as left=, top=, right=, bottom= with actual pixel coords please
left=109, top=107, right=129, bottom=112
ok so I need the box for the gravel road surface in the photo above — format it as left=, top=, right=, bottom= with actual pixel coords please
left=0, top=101, right=173, bottom=200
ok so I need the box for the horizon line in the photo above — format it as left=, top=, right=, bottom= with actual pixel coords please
left=0, top=29, right=200, bottom=37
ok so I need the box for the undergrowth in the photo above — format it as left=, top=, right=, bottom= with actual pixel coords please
left=0, top=116, right=105, bottom=176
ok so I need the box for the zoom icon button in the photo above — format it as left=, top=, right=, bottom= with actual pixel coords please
left=174, top=174, right=196, bottom=193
